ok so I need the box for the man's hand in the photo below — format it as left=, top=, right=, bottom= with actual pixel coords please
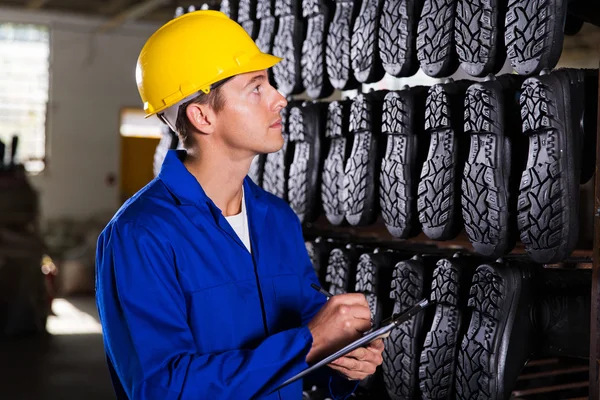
left=306, top=293, right=373, bottom=365
left=328, top=339, right=384, bottom=381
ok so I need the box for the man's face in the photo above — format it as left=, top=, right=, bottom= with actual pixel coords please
left=213, top=70, right=288, bottom=157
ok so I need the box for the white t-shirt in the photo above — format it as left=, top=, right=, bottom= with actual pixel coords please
left=225, top=188, right=252, bottom=253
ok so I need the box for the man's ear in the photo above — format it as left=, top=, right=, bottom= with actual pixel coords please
left=186, top=103, right=216, bottom=135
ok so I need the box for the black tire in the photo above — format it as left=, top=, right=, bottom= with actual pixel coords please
left=378, top=0, right=422, bottom=77
left=355, top=252, right=392, bottom=325
left=418, top=81, right=468, bottom=240
left=238, top=0, right=257, bottom=21
left=301, top=4, right=335, bottom=99
left=238, top=0, right=259, bottom=39
left=351, top=0, right=386, bottom=83
left=220, top=0, right=240, bottom=21
left=517, top=70, right=584, bottom=263
left=241, top=19, right=259, bottom=40
left=322, top=100, right=352, bottom=225
left=380, top=87, right=427, bottom=238
left=455, top=264, right=505, bottom=400
left=382, top=256, right=429, bottom=400
left=257, top=0, right=274, bottom=18
left=342, top=91, right=387, bottom=226
left=355, top=250, right=397, bottom=395
left=256, top=16, right=277, bottom=54
left=455, top=0, right=506, bottom=77
left=419, top=258, right=468, bottom=400
left=288, top=102, right=328, bottom=223
left=461, top=77, right=521, bottom=259
left=273, top=15, right=306, bottom=95
left=417, top=0, right=459, bottom=78
left=275, top=0, right=299, bottom=16
left=455, top=262, right=534, bottom=400
left=325, top=245, right=360, bottom=294
left=263, top=105, right=294, bottom=201
left=505, top=0, right=567, bottom=75
left=325, top=0, right=361, bottom=90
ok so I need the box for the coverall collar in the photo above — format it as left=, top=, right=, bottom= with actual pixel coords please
left=159, top=149, right=209, bottom=206
left=159, top=149, right=264, bottom=204
left=158, top=150, right=269, bottom=251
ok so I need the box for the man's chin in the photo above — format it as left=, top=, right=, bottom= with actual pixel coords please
left=261, top=135, right=285, bottom=154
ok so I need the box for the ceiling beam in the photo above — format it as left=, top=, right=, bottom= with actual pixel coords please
left=97, top=0, right=170, bottom=32
left=144, top=9, right=178, bottom=21
left=97, top=0, right=131, bottom=15
left=26, top=0, right=50, bottom=10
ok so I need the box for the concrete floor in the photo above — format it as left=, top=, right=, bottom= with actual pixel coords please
left=0, top=296, right=115, bottom=400
left=0, top=296, right=590, bottom=399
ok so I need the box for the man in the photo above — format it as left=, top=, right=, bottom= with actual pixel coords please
left=95, top=10, right=385, bottom=400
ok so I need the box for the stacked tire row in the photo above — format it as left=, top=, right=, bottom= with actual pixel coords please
left=219, top=0, right=588, bottom=92
left=255, top=69, right=598, bottom=265
left=303, top=237, right=591, bottom=400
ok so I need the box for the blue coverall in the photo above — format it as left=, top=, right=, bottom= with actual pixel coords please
left=95, top=150, right=357, bottom=399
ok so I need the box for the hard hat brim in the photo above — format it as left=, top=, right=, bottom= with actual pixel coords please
left=237, top=52, right=283, bottom=77
left=145, top=53, right=283, bottom=123
left=146, top=52, right=283, bottom=118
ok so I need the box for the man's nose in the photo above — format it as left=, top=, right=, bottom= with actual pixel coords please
left=273, top=89, right=288, bottom=112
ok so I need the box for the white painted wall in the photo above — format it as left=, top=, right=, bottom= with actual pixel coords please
left=0, top=7, right=161, bottom=222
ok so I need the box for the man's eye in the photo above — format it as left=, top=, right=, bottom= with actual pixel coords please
left=253, top=85, right=261, bottom=93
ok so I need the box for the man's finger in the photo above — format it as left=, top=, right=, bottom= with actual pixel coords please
left=338, top=306, right=371, bottom=334
left=347, top=293, right=370, bottom=307
left=334, top=342, right=384, bottom=366
left=343, top=347, right=370, bottom=361
left=368, top=339, right=385, bottom=351
left=329, top=355, right=361, bottom=371
left=328, top=364, right=366, bottom=381
left=332, top=293, right=370, bottom=307
left=344, top=304, right=371, bottom=322
left=328, top=360, right=376, bottom=379
left=348, top=347, right=382, bottom=365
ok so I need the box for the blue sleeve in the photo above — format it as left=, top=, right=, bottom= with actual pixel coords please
left=96, top=220, right=314, bottom=400
left=292, top=217, right=359, bottom=400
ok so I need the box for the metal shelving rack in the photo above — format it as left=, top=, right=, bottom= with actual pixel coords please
left=300, top=74, right=600, bottom=400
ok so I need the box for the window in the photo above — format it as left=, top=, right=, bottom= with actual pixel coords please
left=0, top=23, right=50, bottom=174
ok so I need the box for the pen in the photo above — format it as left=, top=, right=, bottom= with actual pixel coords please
left=311, top=283, right=334, bottom=300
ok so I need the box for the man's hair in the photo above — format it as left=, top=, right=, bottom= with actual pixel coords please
left=175, top=85, right=226, bottom=147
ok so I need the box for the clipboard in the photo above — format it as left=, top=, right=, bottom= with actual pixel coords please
left=272, top=298, right=431, bottom=392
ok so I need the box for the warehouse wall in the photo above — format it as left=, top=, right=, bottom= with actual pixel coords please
left=0, top=7, right=160, bottom=223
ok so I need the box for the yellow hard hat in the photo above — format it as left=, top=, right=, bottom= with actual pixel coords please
left=136, top=10, right=282, bottom=117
